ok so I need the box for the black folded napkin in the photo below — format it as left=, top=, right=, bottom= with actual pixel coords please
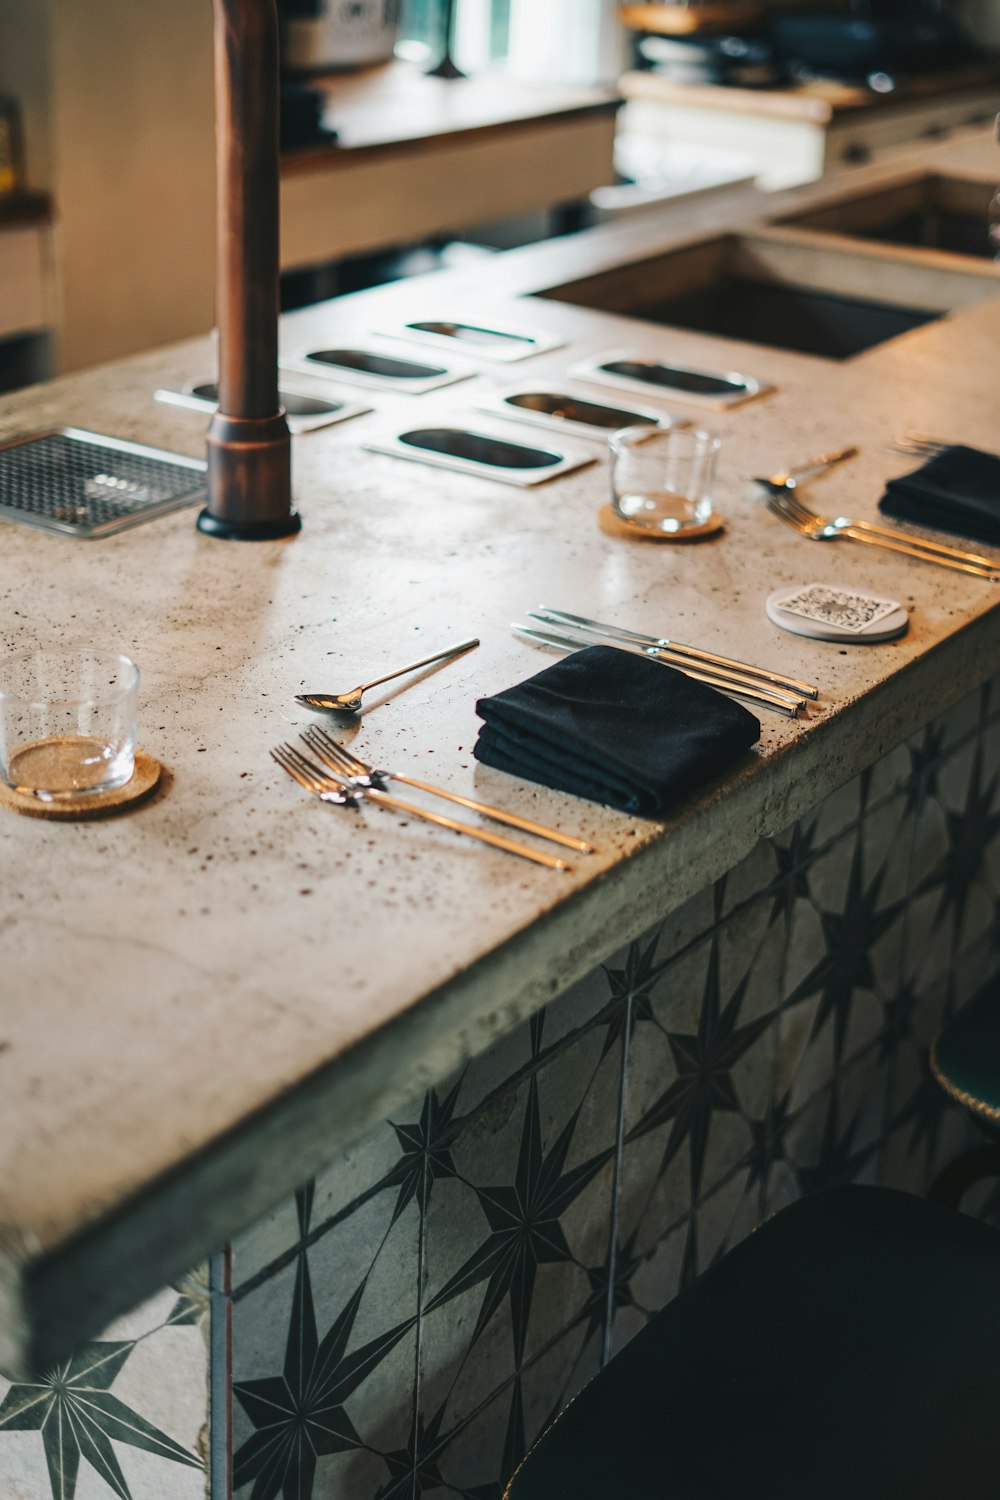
left=473, top=645, right=760, bottom=816
left=879, top=445, right=1000, bottom=546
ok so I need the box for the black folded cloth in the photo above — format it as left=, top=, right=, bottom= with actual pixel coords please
left=473, top=645, right=760, bottom=817
left=879, top=444, right=1000, bottom=546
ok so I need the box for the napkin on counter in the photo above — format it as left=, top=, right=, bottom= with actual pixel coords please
left=473, top=645, right=760, bottom=816
left=879, top=445, right=1000, bottom=546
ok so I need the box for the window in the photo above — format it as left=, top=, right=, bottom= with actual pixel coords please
left=399, top=0, right=511, bottom=68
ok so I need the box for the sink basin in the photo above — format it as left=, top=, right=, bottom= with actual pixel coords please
left=155, top=380, right=370, bottom=433
left=777, top=173, right=999, bottom=264
left=280, top=346, right=471, bottom=394
left=379, top=320, right=563, bottom=363
left=537, top=230, right=997, bottom=362
left=478, top=386, right=681, bottom=439
left=364, top=423, right=594, bottom=487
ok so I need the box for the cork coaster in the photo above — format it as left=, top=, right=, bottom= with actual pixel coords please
left=0, top=749, right=162, bottom=820
left=599, top=503, right=725, bottom=543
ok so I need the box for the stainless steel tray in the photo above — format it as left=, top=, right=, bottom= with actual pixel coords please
left=0, top=428, right=208, bottom=538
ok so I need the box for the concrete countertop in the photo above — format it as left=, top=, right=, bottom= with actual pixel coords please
left=1, top=128, right=999, bottom=1376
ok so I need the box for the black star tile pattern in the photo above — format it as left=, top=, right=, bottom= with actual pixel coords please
left=0, top=1305, right=205, bottom=1500
left=783, top=831, right=904, bottom=1065
left=232, top=1186, right=418, bottom=1500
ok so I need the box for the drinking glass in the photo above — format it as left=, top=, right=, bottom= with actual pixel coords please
left=609, top=426, right=721, bottom=534
left=0, top=649, right=140, bottom=801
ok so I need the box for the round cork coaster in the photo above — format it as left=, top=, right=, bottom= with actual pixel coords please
left=598, top=503, right=725, bottom=543
left=0, top=749, right=162, bottom=820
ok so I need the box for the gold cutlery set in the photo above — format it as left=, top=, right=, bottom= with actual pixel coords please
left=755, top=442, right=997, bottom=579
left=274, top=437, right=996, bottom=866
left=272, top=732, right=590, bottom=871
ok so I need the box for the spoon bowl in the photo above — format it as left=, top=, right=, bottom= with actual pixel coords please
left=296, top=636, right=479, bottom=716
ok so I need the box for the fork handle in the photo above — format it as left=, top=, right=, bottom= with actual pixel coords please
left=360, top=786, right=571, bottom=870
left=388, top=772, right=594, bottom=853
left=842, top=526, right=996, bottom=578
left=845, top=519, right=996, bottom=571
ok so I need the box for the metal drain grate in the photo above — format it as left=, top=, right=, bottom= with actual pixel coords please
left=0, top=428, right=208, bottom=538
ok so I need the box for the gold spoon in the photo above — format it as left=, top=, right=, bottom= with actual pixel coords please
left=296, top=637, right=479, bottom=714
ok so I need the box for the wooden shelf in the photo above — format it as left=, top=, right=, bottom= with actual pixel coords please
left=619, top=3, right=763, bottom=36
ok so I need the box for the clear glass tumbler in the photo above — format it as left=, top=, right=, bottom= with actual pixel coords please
left=0, top=649, right=140, bottom=801
left=609, top=426, right=721, bottom=534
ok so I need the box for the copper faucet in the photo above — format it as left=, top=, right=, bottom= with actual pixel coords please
left=197, top=0, right=300, bottom=540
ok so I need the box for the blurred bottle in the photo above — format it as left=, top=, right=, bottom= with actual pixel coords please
left=278, top=0, right=401, bottom=74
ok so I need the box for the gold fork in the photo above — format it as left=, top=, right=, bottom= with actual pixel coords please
left=272, top=742, right=572, bottom=871
left=303, top=725, right=594, bottom=854
left=760, top=489, right=996, bottom=578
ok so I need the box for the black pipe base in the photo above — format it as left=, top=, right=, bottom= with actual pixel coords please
left=196, top=507, right=302, bottom=541
left=426, top=55, right=465, bottom=79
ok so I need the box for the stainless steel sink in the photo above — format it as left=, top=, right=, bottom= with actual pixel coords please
left=378, top=319, right=563, bottom=363
left=477, top=385, right=681, bottom=441
left=777, top=172, right=1000, bottom=264
left=155, top=379, right=370, bottom=433
left=280, top=346, right=471, bottom=394
left=364, top=422, right=594, bottom=487
left=569, top=351, right=769, bottom=410
left=538, top=230, right=990, bottom=364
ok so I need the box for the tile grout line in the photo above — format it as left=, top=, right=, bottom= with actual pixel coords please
left=602, top=988, right=633, bottom=1369
left=209, top=1248, right=232, bottom=1500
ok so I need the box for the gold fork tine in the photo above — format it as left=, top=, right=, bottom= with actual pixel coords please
left=271, top=745, right=314, bottom=792
left=764, top=489, right=995, bottom=576
left=271, top=744, right=354, bottom=803
left=303, top=729, right=359, bottom=772
left=770, top=481, right=996, bottom=572
left=280, top=743, right=329, bottom=788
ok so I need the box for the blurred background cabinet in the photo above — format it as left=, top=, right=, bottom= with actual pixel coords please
left=0, top=0, right=620, bottom=379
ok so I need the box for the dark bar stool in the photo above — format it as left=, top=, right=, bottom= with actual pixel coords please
left=929, top=981, right=1000, bottom=1209
left=504, top=1186, right=1000, bottom=1500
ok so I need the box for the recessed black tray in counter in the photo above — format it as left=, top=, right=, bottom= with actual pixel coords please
left=378, top=320, right=564, bottom=363
left=154, top=380, right=371, bottom=433
left=280, top=346, right=471, bottom=394
left=364, top=423, right=594, bottom=487
left=569, top=350, right=771, bottom=409
left=478, top=386, right=681, bottom=440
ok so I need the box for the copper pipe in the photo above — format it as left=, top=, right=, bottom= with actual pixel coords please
left=198, top=0, right=300, bottom=540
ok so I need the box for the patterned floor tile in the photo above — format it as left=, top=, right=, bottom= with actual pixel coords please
left=0, top=1278, right=208, bottom=1500
left=934, top=682, right=986, bottom=753
left=717, top=834, right=782, bottom=918
left=784, top=1068, right=880, bottom=1198
left=618, top=899, right=780, bottom=1281
left=613, top=1216, right=688, bottom=1350
left=810, top=773, right=863, bottom=850
left=780, top=814, right=903, bottom=1092
left=229, top=1118, right=407, bottom=1296
left=865, top=739, right=914, bottom=810
left=417, top=1009, right=619, bottom=1495
left=423, top=1319, right=603, bottom=1500
left=231, top=1183, right=419, bottom=1500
